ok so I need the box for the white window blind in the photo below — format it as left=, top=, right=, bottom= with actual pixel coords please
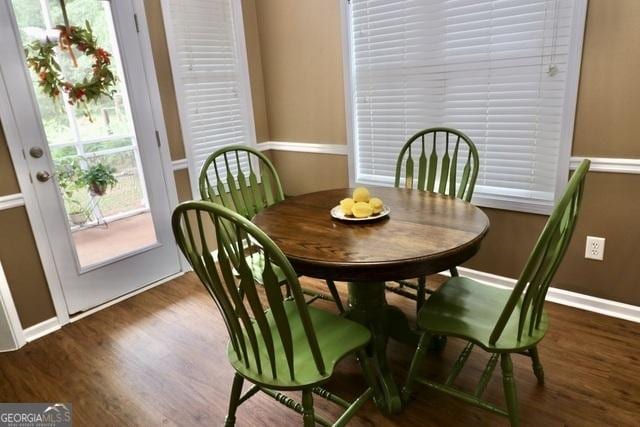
left=347, top=0, right=586, bottom=213
left=162, top=0, right=255, bottom=195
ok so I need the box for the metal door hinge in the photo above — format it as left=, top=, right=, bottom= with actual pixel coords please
left=134, top=13, right=140, bottom=33
left=155, top=130, right=161, bottom=147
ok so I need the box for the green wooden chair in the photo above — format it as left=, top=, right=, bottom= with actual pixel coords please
left=402, top=159, right=591, bottom=426
left=390, top=127, right=480, bottom=313
left=199, top=145, right=344, bottom=311
left=172, top=201, right=378, bottom=426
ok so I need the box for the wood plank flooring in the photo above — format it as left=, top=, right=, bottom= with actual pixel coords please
left=1, top=273, right=639, bottom=426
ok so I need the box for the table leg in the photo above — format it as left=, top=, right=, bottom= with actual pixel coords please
left=346, top=281, right=418, bottom=414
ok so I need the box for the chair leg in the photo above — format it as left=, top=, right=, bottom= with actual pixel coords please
left=449, top=266, right=459, bottom=277
left=301, top=389, right=315, bottom=427
left=401, top=332, right=431, bottom=402
left=416, top=276, right=426, bottom=315
left=529, top=346, right=545, bottom=385
left=500, top=353, right=519, bottom=427
left=224, top=373, right=244, bottom=427
left=326, top=279, right=345, bottom=313
left=415, top=277, right=448, bottom=351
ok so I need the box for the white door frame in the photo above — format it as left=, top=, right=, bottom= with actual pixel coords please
left=0, top=0, right=182, bottom=327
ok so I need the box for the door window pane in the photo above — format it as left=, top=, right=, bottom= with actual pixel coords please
left=12, top=0, right=158, bottom=269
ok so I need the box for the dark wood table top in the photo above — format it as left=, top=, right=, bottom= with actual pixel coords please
left=252, top=187, right=490, bottom=282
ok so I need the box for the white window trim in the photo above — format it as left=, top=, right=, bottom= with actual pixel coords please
left=160, top=0, right=258, bottom=200
left=340, top=0, right=589, bottom=215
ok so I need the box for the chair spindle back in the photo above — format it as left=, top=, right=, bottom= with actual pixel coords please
left=172, top=201, right=326, bottom=380
left=490, top=159, right=591, bottom=344
left=394, top=127, right=479, bottom=202
left=199, top=145, right=285, bottom=218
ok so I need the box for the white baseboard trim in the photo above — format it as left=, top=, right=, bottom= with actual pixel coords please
left=17, top=266, right=639, bottom=347
left=19, top=271, right=185, bottom=345
left=570, top=157, right=640, bottom=174
left=70, top=271, right=185, bottom=323
left=0, top=193, right=25, bottom=211
left=442, top=266, right=640, bottom=324
left=172, top=158, right=188, bottom=171
left=23, top=317, right=61, bottom=343
left=257, top=141, right=348, bottom=156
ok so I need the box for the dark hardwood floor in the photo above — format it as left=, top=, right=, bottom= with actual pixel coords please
left=1, top=273, right=639, bottom=426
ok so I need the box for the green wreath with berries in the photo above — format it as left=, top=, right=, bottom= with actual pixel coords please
left=25, top=21, right=117, bottom=116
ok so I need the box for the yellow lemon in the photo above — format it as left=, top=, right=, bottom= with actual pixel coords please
left=339, top=198, right=355, bottom=215
left=353, top=187, right=370, bottom=203
left=369, top=197, right=384, bottom=214
left=352, top=202, right=373, bottom=218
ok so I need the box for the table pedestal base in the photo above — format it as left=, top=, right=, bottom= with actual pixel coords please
left=346, top=281, right=420, bottom=414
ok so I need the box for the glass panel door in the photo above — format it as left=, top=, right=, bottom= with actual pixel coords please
left=12, top=0, right=157, bottom=269
left=1, top=0, right=181, bottom=314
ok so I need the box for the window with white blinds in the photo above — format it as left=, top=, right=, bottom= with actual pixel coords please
left=346, top=0, right=587, bottom=213
left=162, top=0, right=255, bottom=196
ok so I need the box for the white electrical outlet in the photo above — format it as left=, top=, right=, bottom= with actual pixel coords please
left=585, top=236, right=605, bottom=261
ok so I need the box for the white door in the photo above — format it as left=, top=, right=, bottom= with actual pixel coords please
left=0, top=0, right=181, bottom=314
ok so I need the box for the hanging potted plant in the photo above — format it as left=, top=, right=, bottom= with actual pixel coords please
left=81, top=162, right=118, bottom=196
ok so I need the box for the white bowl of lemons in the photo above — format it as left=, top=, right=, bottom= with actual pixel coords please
left=330, top=187, right=390, bottom=222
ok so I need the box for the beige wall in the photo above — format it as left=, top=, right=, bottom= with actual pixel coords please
left=573, top=0, right=640, bottom=158
left=251, top=0, right=640, bottom=306
left=267, top=151, right=349, bottom=196
left=0, top=127, right=56, bottom=327
left=466, top=173, right=640, bottom=306
left=254, top=0, right=347, bottom=144
left=242, top=0, right=270, bottom=143
left=0, top=127, right=20, bottom=196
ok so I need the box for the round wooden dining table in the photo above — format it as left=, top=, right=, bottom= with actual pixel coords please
left=252, top=186, right=490, bottom=414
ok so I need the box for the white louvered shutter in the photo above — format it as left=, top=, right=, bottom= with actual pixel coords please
left=348, top=0, right=586, bottom=212
left=163, top=0, right=254, bottom=195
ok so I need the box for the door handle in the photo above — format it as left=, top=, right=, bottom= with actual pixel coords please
left=35, top=171, right=51, bottom=182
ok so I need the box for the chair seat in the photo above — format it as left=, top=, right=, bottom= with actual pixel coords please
left=417, top=276, right=548, bottom=352
left=228, top=300, right=371, bottom=390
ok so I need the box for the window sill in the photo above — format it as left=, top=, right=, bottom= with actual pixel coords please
left=355, top=177, right=554, bottom=216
